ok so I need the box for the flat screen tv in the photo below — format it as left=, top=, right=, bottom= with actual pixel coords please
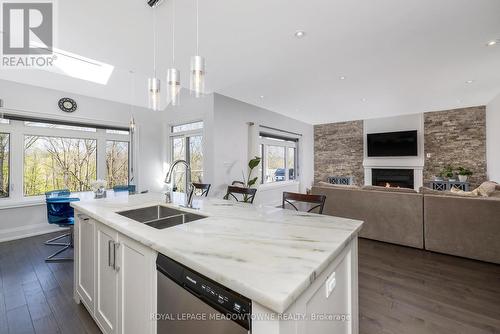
left=367, top=130, right=418, bottom=157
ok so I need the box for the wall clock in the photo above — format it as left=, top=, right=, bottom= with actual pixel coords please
left=58, top=98, right=77, bottom=113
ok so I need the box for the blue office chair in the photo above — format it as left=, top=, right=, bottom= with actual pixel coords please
left=113, top=185, right=136, bottom=194
left=45, top=189, right=80, bottom=262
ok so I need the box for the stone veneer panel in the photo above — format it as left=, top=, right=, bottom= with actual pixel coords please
left=314, top=121, right=364, bottom=185
left=424, top=106, right=487, bottom=188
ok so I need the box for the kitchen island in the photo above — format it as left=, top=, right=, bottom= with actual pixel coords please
left=71, top=192, right=363, bottom=334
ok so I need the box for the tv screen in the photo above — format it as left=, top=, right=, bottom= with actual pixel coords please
left=367, top=130, right=418, bottom=157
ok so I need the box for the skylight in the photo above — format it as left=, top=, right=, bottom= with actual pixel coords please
left=30, top=42, right=114, bottom=85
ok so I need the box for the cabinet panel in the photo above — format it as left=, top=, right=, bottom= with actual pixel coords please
left=77, top=215, right=95, bottom=310
left=95, top=224, right=119, bottom=334
left=118, top=235, right=156, bottom=334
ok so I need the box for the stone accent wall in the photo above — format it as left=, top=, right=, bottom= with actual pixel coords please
left=424, top=106, right=487, bottom=188
left=314, top=121, right=364, bottom=185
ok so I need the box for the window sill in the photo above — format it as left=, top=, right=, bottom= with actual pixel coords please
left=0, top=198, right=46, bottom=210
left=258, top=180, right=300, bottom=190
left=0, top=191, right=93, bottom=210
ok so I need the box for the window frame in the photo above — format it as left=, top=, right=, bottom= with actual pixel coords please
left=0, top=131, right=10, bottom=199
left=259, top=135, right=298, bottom=184
left=0, top=118, right=130, bottom=204
left=168, top=121, right=204, bottom=192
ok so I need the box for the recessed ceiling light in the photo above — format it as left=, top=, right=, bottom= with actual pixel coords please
left=361, top=98, right=367, bottom=102
left=340, top=76, right=346, bottom=80
left=487, top=40, right=498, bottom=46
left=465, top=80, right=474, bottom=84
left=294, top=30, right=306, bottom=39
left=260, top=95, right=265, bottom=99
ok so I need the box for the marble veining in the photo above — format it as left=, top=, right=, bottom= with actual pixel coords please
left=71, top=193, right=363, bottom=313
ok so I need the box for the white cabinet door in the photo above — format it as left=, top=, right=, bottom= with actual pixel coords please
left=76, top=214, right=95, bottom=311
left=117, top=234, right=157, bottom=334
left=95, top=223, right=119, bottom=334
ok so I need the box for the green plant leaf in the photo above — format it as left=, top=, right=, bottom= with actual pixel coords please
left=248, top=177, right=258, bottom=187
left=248, top=157, right=261, bottom=170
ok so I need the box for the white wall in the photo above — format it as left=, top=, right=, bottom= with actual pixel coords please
left=212, top=94, right=314, bottom=206
left=164, top=92, right=314, bottom=207
left=487, top=93, right=500, bottom=183
left=0, top=79, right=165, bottom=241
left=363, top=113, right=425, bottom=190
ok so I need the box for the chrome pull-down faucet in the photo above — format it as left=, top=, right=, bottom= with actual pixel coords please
left=164, top=159, right=195, bottom=208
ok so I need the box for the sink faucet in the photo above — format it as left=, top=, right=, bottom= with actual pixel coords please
left=164, top=159, right=195, bottom=208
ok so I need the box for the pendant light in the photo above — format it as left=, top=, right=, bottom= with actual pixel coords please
left=167, top=0, right=181, bottom=106
left=190, top=0, right=206, bottom=97
left=148, top=9, right=161, bottom=111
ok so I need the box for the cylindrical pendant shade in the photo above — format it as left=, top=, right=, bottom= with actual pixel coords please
left=148, top=77, right=161, bottom=111
left=167, top=68, right=181, bottom=106
left=190, top=55, right=205, bottom=98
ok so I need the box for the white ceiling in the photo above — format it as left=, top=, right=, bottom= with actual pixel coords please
left=1, top=0, right=500, bottom=124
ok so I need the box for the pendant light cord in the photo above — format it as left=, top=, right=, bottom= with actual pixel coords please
left=196, top=0, right=199, bottom=55
left=153, top=10, right=157, bottom=77
left=172, top=0, right=176, bottom=65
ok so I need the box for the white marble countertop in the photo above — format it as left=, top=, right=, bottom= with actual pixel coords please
left=71, top=193, right=363, bottom=313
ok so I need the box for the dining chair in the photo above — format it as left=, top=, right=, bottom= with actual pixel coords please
left=282, top=192, right=326, bottom=214
left=223, top=185, right=257, bottom=204
left=45, top=189, right=80, bottom=262
left=113, top=185, right=137, bottom=194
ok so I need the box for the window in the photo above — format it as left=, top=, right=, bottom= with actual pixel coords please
left=106, top=141, right=129, bottom=188
left=0, top=118, right=130, bottom=200
left=25, top=121, right=97, bottom=132
left=172, top=121, right=203, bottom=133
left=169, top=121, right=204, bottom=192
left=260, top=134, right=298, bottom=184
left=0, top=133, right=9, bottom=198
left=287, top=147, right=296, bottom=180
left=106, top=129, right=130, bottom=135
left=24, top=136, right=97, bottom=196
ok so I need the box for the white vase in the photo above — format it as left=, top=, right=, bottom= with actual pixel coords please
left=458, top=175, right=468, bottom=183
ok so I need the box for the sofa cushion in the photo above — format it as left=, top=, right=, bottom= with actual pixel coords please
left=475, top=181, right=499, bottom=197
left=420, top=186, right=481, bottom=197
left=362, top=185, right=417, bottom=194
left=489, top=191, right=500, bottom=199
left=449, top=187, right=479, bottom=197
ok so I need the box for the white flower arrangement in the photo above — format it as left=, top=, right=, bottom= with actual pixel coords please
left=91, top=179, right=107, bottom=192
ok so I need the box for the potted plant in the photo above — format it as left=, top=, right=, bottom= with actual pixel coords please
left=224, top=156, right=261, bottom=203
left=440, top=165, right=455, bottom=181
left=457, top=167, right=472, bottom=183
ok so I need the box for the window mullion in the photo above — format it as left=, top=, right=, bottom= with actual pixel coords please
left=10, top=124, right=24, bottom=200
left=96, top=129, right=107, bottom=181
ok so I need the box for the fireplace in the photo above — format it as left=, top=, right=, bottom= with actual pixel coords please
left=372, top=169, right=414, bottom=189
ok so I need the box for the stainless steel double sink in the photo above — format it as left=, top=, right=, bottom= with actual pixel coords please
left=117, top=205, right=206, bottom=230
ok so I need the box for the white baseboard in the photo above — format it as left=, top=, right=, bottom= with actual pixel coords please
left=0, top=223, right=65, bottom=243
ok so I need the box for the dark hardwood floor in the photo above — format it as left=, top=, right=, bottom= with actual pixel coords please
left=1, top=232, right=499, bottom=334
left=359, top=238, right=500, bottom=334
left=0, top=232, right=101, bottom=334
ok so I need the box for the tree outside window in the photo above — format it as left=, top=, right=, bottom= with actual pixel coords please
left=106, top=141, right=129, bottom=188
left=24, top=136, right=97, bottom=196
left=0, top=133, right=9, bottom=198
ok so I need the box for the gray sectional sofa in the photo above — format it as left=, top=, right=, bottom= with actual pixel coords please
left=312, top=184, right=500, bottom=264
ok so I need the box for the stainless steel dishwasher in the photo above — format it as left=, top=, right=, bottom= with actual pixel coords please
left=156, top=254, right=252, bottom=334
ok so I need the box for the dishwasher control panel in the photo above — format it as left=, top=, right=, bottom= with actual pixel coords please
left=157, top=254, right=252, bottom=330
